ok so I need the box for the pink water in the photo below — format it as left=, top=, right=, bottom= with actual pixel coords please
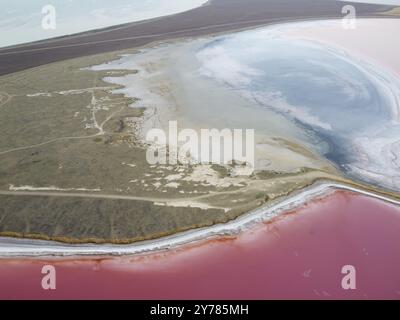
left=0, top=191, right=400, bottom=300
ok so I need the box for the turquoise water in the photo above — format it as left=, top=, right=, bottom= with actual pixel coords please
left=0, top=0, right=207, bottom=47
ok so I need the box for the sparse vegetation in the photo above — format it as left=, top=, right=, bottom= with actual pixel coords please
left=0, top=50, right=349, bottom=244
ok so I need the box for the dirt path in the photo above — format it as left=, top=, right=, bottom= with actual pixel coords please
left=0, top=87, right=124, bottom=156
left=0, top=189, right=223, bottom=205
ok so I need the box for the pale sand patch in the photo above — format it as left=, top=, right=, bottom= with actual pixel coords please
left=9, top=185, right=101, bottom=192
left=90, top=41, right=335, bottom=175
left=182, top=165, right=248, bottom=188
left=154, top=199, right=231, bottom=213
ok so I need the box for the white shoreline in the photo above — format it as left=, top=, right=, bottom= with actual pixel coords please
left=0, top=181, right=399, bottom=258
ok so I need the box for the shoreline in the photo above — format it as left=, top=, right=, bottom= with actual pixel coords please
left=0, top=0, right=211, bottom=49
left=0, top=0, right=395, bottom=76
left=1, top=180, right=399, bottom=258
left=2, top=189, right=400, bottom=299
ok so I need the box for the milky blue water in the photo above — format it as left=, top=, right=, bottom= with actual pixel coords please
left=0, top=0, right=207, bottom=48
left=196, top=24, right=400, bottom=190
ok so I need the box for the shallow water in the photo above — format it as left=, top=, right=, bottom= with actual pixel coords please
left=0, top=0, right=207, bottom=48
left=193, top=20, right=400, bottom=191
left=90, top=19, right=400, bottom=191
left=0, top=191, right=399, bottom=299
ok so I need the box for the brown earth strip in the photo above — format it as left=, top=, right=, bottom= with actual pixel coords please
left=0, top=0, right=395, bottom=76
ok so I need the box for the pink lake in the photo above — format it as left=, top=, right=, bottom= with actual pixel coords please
left=0, top=191, right=400, bottom=300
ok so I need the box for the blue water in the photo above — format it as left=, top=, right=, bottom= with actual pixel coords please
left=196, top=24, right=400, bottom=190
